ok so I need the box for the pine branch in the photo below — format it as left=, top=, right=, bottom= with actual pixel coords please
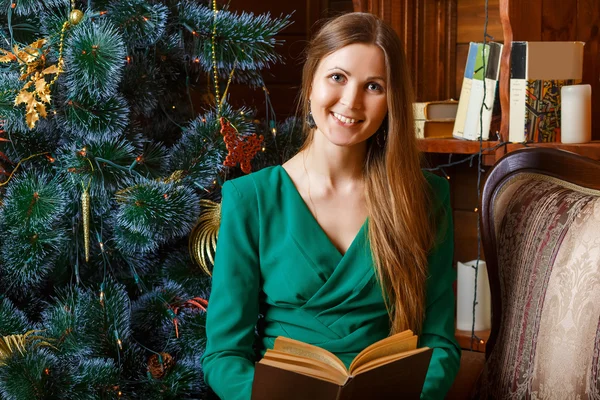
left=64, top=19, right=126, bottom=101
left=108, top=0, right=169, bottom=47
left=0, top=298, right=31, bottom=337
left=178, top=1, right=292, bottom=73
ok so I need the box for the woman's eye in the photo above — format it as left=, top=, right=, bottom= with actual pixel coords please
left=368, top=82, right=383, bottom=92
left=330, top=73, right=345, bottom=83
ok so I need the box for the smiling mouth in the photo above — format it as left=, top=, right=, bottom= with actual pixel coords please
left=331, top=112, right=362, bottom=125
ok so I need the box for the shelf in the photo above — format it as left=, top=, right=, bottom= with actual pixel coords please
left=417, top=138, right=500, bottom=155
left=455, top=329, right=490, bottom=353
left=418, top=139, right=600, bottom=165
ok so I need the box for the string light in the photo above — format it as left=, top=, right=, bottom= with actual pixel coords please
left=114, top=330, right=122, bottom=350
left=211, top=0, right=221, bottom=115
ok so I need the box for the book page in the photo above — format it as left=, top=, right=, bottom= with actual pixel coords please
left=349, top=335, right=417, bottom=373
left=350, top=330, right=413, bottom=369
left=352, top=347, right=430, bottom=376
left=273, top=336, right=348, bottom=375
left=262, top=350, right=348, bottom=385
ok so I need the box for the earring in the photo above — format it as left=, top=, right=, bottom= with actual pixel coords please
left=306, top=101, right=317, bottom=129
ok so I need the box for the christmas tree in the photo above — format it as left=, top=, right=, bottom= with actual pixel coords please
left=0, top=0, right=301, bottom=398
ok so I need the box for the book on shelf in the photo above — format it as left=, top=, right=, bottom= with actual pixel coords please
left=462, top=42, right=503, bottom=141
left=453, top=42, right=479, bottom=139
left=414, top=99, right=458, bottom=139
left=509, top=41, right=585, bottom=143
left=415, top=120, right=455, bottom=139
left=251, top=330, right=433, bottom=400
left=414, top=100, right=458, bottom=121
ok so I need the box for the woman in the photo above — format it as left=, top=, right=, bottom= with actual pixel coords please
left=201, top=12, right=460, bottom=399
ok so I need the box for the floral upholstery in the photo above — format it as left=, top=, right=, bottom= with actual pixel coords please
left=477, top=172, right=600, bottom=399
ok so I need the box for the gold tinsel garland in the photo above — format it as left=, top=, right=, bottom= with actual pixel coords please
left=81, top=186, right=90, bottom=262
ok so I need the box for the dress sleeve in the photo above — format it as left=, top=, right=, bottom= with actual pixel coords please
left=419, top=176, right=461, bottom=400
left=201, top=179, right=261, bottom=400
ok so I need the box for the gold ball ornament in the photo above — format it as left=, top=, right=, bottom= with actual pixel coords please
left=69, top=9, right=84, bottom=25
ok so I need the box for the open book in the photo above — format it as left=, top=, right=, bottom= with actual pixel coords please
left=251, top=330, right=433, bottom=400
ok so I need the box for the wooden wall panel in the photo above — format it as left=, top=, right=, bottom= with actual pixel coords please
left=453, top=210, right=482, bottom=264
left=353, top=0, right=458, bottom=101
left=542, top=0, right=578, bottom=40
left=329, top=0, right=354, bottom=14
left=455, top=0, right=502, bottom=98
left=425, top=154, right=489, bottom=264
left=457, top=0, right=503, bottom=43
left=577, top=0, right=600, bottom=140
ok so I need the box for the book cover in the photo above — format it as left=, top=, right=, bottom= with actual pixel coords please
left=509, top=41, right=584, bottom=143
left=413, top=100, right=458, bottom=121
left=251, top=330, right=433, bottom=400
left=463, top=42, right=503, bottom=141
left=452, top=42, right=479, bottom=139
left=415, top=120, right=454, bottom=139
left=508, top=42, right=528, bottom=143
left=524, top=79, right=579, bottom=142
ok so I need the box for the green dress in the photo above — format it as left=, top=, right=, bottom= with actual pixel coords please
left=201, top=165, right=460, bottom=400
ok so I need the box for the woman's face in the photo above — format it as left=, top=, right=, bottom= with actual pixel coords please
left=309, top=43, right=388, bottom=147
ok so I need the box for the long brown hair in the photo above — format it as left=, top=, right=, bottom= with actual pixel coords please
left=299, top=13, right=435, bottom=335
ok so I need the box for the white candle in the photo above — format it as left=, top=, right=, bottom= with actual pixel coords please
left=456, top=260, right=492, bottom=331
left=561, top=84, right=592, bottom=144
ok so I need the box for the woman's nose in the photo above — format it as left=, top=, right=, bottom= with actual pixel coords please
left=340, top=84, right=363, bottom=110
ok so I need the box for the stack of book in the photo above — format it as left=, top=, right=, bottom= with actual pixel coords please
left=413, top=100, right=458, bottom=139
left=453, top=42, right=503, bottom=141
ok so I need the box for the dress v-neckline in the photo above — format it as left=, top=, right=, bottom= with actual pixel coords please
left=277, top=165, right=368, bottom=258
